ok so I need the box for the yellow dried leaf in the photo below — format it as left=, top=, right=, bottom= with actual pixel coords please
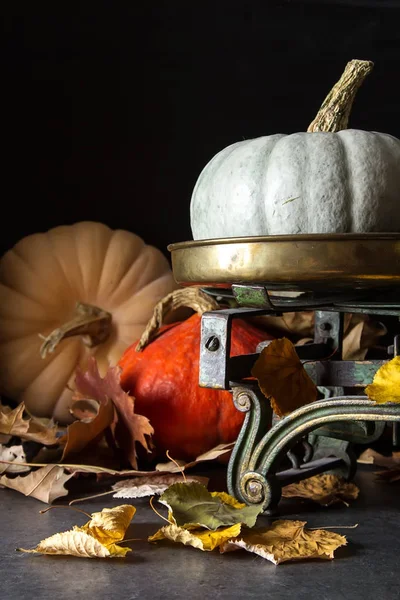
left=282, top=474, right=359, bottom=507
left=365, top=356, right=400, bottom=404
left=18, top=504, right=135, bottom=558
left=18, top=530, right=130, bottom=558
left=210, top=491, right=246, bottom=509
left=148, top=522, right=242, bottom=551
left=251, top=337, right=318, bottom=417
left=220, top=520, right=347, bottom=564
left=79, top=504, right=136, bottom=546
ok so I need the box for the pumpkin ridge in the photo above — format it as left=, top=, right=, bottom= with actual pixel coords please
left=47, top=229, right=78, bottom=299
left=337, top=131, right=353, bottom=232
left=2, top=246, right=64, bottom=303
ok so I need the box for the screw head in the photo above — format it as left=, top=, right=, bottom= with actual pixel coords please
left=205, top=335, right=220, bottom=352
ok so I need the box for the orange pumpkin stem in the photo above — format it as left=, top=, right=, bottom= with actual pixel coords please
left=39, top=302, right=112, bottom=359
left=307, top=59, right=374, bottom=133
left=136, top=288, right=219, bottom=352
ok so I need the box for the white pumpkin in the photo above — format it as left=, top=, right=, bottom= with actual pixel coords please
left=190, top=60, right=400, bottom=239
left=0, top=221, right=179, bottom=423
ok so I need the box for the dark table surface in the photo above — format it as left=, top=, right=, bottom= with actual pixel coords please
left=1, top=464, right=399, bottom=600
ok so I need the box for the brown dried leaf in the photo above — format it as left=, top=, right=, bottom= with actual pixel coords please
left=357, top=448, right=400, bottom=468
left=0, top=464, right=73, bottom=503
left=342, top=319, right=387, bottom=360
left=251, top=338, right=318, bottom=417
left=60, top=398, right=115, bottom=461
left=74, top=357, right=154, bottom=468
left=155, top=442, right=235, bottom=473
left=282, top=474, right=359, bottom=507
left=0, top=401, right=59, bottom=445
left=220, top=520, right=347, bottom=564
left=69, top=398, right=101, bottom=422
left=112, top=474, right=209, bottom=498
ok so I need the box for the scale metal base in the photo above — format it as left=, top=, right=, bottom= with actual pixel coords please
left=169, top=234, right=400, bottom=513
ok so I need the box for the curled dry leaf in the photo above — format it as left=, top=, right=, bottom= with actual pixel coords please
left=220, top=520, right=347, bottom=564
left=60, top=398, right=115, bottom=461
left=155, top=442, right=235, bottom=473
left=112, top=474, right=210, bottom=498
left=0, top=402, right=59, bottom=446
left=365, top=356, right=400, bottom=404
left=18, top=504, right=135, bottom=558
left=149, top=523, right=242, bottom=551
left=251, top=338, right=318, bottom=417
left=73, top=357, right=154, bottom=468
left=0, top=464, right=74, bottom=503
left=282, top=474, right=359, bottom=507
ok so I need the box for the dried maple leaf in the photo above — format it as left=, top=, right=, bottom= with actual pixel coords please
left=281, top=474, right=359, bottom=507
left=251, top=337, right=317, bottom=417
left=73, top=357, right=154, bottom=468
left=0, top=464, right=74, bottom=503
left=219, top=519, right=347, bottom=564
left=18, top=504, right=135, bottom=558
left=155, top=442, right=235, bottom=473
left=0, top=401, right=59, bottom=445
left=60, top=398, right=115, bottom=461
left=112, top=474, right=210, bottom=498
left=365, top=356, right=400, bottom=404
left=149, top=522, right=242, bottom=551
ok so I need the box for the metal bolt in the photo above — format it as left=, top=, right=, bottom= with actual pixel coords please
left=247, top=480, right=263, bottom=498
left=205, top=335, right=220, bottom=352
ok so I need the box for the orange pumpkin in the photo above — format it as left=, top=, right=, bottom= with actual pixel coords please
left=118, top=313, right=271, bottom=461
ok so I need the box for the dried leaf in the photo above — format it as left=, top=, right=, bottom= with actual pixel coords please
left=158, top=482, right=263, bottom=530
left=0, top=464, right=74, bottom=503
left=220, top=520, right=347, bottom=564
left=60, top=398, right=115, bottom=461
left=0, top=442, right=31, bottom=474
left=365, top=356, right=400, bottom=404
left=357, top=448, right=400, bottom=468
left=112, top=474, right=210, bottom=498
left=282, top=474, right=359, bottom=506
left=149, top=522, right=242, bottom=551
left=69, top=398, right=102, bottom=422
left=18, top=530, right=129, bottom=558
left=79, top=504, right=136, bottom=546
left=251, top=337, right=318, bottom=417
left=342, top=319, right=387, bottom=361
left=0, top=402, right=59, bottom=445
left=18, top=504, right=135, bottom=558
left=74, top=358, right=154, bottom=468
left=375, top=467, right=400, bottom=482
left=155, top=442, right=235, bottom=473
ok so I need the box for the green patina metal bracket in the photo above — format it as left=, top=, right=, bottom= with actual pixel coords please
left=227, top=384, right=396, bottom=513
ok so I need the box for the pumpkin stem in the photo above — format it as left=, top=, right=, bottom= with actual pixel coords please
left=307, top=59, right=374, bottom=133
left=39, top=302, right=112, bottom=359
left=136, top=288, right=219, bottom=352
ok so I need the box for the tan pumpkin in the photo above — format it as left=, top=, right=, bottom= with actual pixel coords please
left=0, top=221, right=179, bottom=423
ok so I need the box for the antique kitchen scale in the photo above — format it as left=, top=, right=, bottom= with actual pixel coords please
left=168, top=233, right=400, bottom=513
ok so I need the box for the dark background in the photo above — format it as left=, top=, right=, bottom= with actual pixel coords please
left=2, top=0, right=400, bottom=260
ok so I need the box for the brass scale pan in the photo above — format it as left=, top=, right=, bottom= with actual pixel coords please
left=168, top=234, right=400, bottom=294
